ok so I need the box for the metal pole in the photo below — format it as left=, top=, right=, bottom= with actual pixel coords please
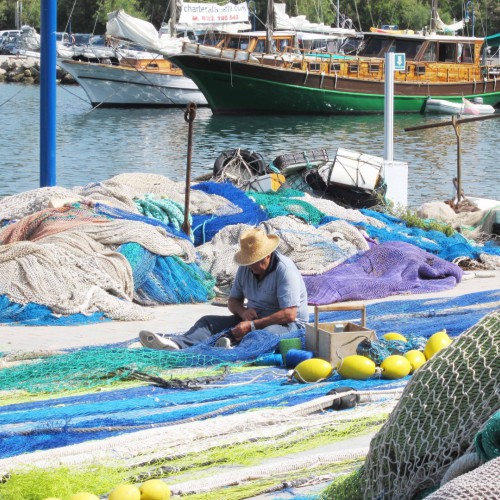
left=182, top=102, right=197, bottom=237
left=384, top=52, right=395, bottom=162
left=337, top=0, right=339, bottom=28
left=452, top=115, right=462, bottom=205
left=40, top=0, right=57, bottom=187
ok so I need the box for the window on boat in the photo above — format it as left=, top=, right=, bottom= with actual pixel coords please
left=459, top=43, right=474, bottom=63
left=422, top=42, right=437, bottom=61
left=438, top=43, right=457, bottom=62
left=254, top=40, right=265, bottom=53
left=357, top=36, right=386, bottom=57
left=392, top=39, right=422, bottom=60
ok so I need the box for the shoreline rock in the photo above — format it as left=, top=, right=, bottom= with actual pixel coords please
left=0, top=55, right=75, bottom=84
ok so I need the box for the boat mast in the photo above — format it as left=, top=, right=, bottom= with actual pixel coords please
left=168, top=0, right=177, bottom=37
left=266, top=0, right=275, bottom=53
left=430, top=0, right=438, bottom=32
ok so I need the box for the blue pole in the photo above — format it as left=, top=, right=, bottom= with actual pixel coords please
left=40, top=0, right=57, bottom=187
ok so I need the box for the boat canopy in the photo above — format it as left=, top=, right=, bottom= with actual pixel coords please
left=484, top=32, right=500, bottom=47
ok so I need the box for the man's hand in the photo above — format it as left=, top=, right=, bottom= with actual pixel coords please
left=240, top=308, right=258, bottom=321
left=231, top=321, right=253, bottom=340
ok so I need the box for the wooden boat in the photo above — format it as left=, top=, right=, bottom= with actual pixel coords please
left=425, top=97, right=496, bottom=114
left=170, top=30, right=500, bottom=115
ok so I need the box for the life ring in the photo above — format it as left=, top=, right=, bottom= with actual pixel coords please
left=213, top=149, right=267, bottom=179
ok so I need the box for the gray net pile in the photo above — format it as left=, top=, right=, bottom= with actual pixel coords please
left=426, top=456, right=500, bottom=499
left=361, top=309, right=500, bottom=499
left=0, top=173, right=231, bottom=221
left=197, top=216, right=369, bottom=293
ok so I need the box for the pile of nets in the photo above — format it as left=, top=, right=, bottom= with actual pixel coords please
left=1, top=173, right=499, bottom=325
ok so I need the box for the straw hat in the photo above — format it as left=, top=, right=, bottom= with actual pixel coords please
left=234, top=228, right=280, bottom=266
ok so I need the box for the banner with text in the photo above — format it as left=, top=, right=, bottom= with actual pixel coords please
left=179, top=2, right=249, bottom=24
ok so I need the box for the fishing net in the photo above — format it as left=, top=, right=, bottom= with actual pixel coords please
left=355, top=209, right=496, bottom=263
left=191, top=181, right=268, bottom=245
left=197, top=216, right=370, bottom=295
left=359, top=309, right=500, bottom=499
left=304, top=241, right=464, bottom=305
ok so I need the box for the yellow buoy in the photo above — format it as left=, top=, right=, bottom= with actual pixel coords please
left=424, top=330, right=452, bottom=360
left=139, top=479, right=171, bottom=500
left=69, top=494, right=100, bottom=500
left=42, top=498, right=62, bottom=500
left=383, top=332, right=407, bottom=342
left=109, top=484, right=141, bottom=500
left=337, top=355, right=376, bottom=380
left=293, top=358, right=333, bottom=383
left=380, top=355, right=412, bottom=379
left=404, top=350, right=427, bottom=373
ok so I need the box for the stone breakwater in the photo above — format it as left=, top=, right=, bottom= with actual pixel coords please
left=0, top=55, right=74, bottom=84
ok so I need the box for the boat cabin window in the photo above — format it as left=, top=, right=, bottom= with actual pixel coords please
left=458, top=43, right=474, bottom=63
left=358, top=36, right=386, bottom=57
left=254, top=39, right=265, bottom=52
left=391, top=39, right=422, bottom=60
left=227, top=37, right=252, bottom=50
left=438, top=42, right=457, bottom=62
left=422, top=42, right=437, bottom=61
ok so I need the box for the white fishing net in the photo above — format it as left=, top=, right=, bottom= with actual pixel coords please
left=197, top=216, right=369, bottom=295
left=0, top=240, right=151, bottom=320
left=361, top=309, right=500, bottom=499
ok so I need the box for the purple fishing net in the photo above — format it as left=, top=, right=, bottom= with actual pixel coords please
left=304, top=241, right=463, bottom=305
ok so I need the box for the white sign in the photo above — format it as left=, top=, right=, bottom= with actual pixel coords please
left=394, top=53, right=406, bottom=71
left=179, top=2, right=249, bottom=24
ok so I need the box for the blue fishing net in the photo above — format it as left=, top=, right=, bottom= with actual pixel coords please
left=0, top=365, right=403, bottom=459
left=118, top=243, right=215, bottom=304
left=94, top=202, right=192, bottom=242
left=0, top=296, right=108, bottom=326
left=191, top=181, right=268, bottom=245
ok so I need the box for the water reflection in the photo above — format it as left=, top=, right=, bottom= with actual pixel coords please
left=0, top=82, right=498, bottom=209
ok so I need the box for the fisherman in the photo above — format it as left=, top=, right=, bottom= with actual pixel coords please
left=139, top=227, right=308, bottom=350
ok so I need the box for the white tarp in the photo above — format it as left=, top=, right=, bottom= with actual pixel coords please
left=435, top=12, right=464, bottom=33
left=179, top=2, right=249, bottom=25
left=274, top=3, right=356, bottom=36
left=106, top=10, right=184, bottom=55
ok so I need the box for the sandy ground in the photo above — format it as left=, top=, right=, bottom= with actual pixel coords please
left=0, top=270, right=498, bottom=353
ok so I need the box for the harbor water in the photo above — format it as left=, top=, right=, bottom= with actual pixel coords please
left=0, top=82, right=499, bottom=208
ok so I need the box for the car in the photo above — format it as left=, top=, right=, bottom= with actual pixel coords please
left=0, top=34, right=21, bottom=55
left=0, top=29, right=21, bottom=38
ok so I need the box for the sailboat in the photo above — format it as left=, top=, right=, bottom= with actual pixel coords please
left=168, top=2, right=500, bottom=114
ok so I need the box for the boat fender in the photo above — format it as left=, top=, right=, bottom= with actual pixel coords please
left=213, top=149, right=267, bottom=178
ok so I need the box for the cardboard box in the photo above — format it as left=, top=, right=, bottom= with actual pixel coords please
left=306, top=304, right=377, bottom=366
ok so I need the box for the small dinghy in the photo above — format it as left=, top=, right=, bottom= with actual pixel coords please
left=425, top=97, right=496, bottom=115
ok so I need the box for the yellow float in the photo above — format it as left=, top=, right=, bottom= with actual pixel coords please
left=380, top=355, right=412, bottom=379
left=139, top=479, right=171, bottom=500
left=337, top=355, right=376, bottom=380
left=69, top=494, right=100, bottom=500
left=294, top=358, right=333, bottom=383
left=404, top=350, right=427, bottom=373
left=424, top=330, right=452, bottom=359
left=108, top=484, right=141, bottom=500
left=383, top=332, right=407, bottom=342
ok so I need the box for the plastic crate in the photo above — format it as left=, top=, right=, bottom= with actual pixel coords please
left=272, top=149, right=329, bottom=173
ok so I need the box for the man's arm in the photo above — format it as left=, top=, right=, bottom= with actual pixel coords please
left=228, top=297, right=259, bottom=321
left=231, top=306, right=297, bottom=340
